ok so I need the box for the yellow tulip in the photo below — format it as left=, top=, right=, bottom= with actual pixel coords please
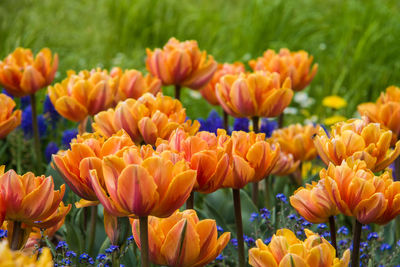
left=0, top=240, right=53, bottom=266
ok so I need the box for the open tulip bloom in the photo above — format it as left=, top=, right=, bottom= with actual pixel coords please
left=0, top=93, right=21, bottom=139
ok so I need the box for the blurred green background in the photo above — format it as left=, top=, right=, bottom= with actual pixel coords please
left=2, top=0, right=400, bottom=119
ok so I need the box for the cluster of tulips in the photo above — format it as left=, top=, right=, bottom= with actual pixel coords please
left=0, top=36, right=400, bottom=267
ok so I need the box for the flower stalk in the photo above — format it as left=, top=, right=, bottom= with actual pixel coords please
left=88, top=205, right=98, bottom=255
left=251, top=116, right=260, bottom=206
left=233, top=188, right=245, bottom=267
left=175, top=85, right=181, bottom=100
left=186, top=191, right=194, bottom=210
left=30, top=93, right=43, bottom=173
left=351, top=220, right=362, bottom=267
left=328, top=216, right=337, bottom=252
left=139, top=216, right=149, bottom=267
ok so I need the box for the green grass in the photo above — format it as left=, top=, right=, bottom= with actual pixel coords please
left=1, top=0, right=400, bottom=119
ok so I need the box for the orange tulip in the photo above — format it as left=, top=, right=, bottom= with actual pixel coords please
left=271, top=151, right=300, bottom=176
left=215, top=71, right=293, bottom=118
left=322, top=160, right=400, bottom=225
left=249, top=229, right=349, bottom=267
left=0, top=48, right=58, bottom=97
left=200, top=62, right=245, bottom=105
left=93, top=93, right=200, bottom=145
left=52, top=131, right=134, bottom=207
left=0, top=93, right=21, bottom=139
left=111, top=67, right=161, bottom=104
left=146, top=37, right=217, bottom=90
left=88, top=146, right=196, bottom=217
left=358, top=86, right=400, bottom=140
left=270, top=124, right=320, bottom=161
left=313, top=117, right=400, bottom=172
left=290, top=179, right=339, bottom=223
left=156, top=128, right=230, bottom=194
left=48, top=68, right=118, bottom=122
left=0, top=193, right=4, bottom=227
left=249, top=48, right=318, bottom=91
left=131, top=209, right=230, bottom=267
left=218, top=130, right=280, bottom=189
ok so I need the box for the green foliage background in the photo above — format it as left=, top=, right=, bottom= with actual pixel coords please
left=2, top=0, right=400, bottom=118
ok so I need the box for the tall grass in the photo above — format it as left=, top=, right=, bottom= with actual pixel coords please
left=1, top=0, right=400, bottom=119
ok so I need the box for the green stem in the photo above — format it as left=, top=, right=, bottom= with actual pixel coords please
left=30, top=93, right=43, bottom=173
left=88, top=205, right=98, bottom=255
left=139, top=216, right=149, bottom=267
left=232, top=188, right=245, bottom=267
left=351, top=220, right=362, bottom=267
left=10, top=221, right=22, bottom=250
left=328, top=216, right=337, bottom=253
left=111, top=250, right=120, bottom=267
left=223, top=111, right=229, bottom=131
left=251, top=116, right=260, bottom=206
left=264, top=176, right=270, bottom=209
left=186, top=191, right=194, bottom=209
left=175, top=85, right=181, bottom=100
left=278, top=113, right=284, bottom=128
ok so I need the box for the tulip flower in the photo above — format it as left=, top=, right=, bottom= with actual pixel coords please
left=270, top=124, right=320, bottom=162
left=215, top=71, right=293, bottom=118
left=313, top=117, right=400, bottom=172
left=358, top=86, right=400, bottom=140
left=321, top=160, right=400, bottom=225
left=93, top=93, right=200, bottom=145
left=200, top=62, right=245, bottom=106
left=0, top=93, right=21, bottom=138
left=248, top=228, right=350, bottom=267
left=52, top=131, right=134, bottom=207
left=48, top=68, right=118, bottom=123
left=0, top=240, right=53, bottom=266
left=156, top=128, right=230, bottom=194
left=248, top=48, right=318, bottom=91
left=0, top=193, right=4, bottom=227
left=271, top=151, right=300, bottom=176
left=290, top=180, right=339, bottom=223
left=111, top=67, right=161, bottom=104
left=0, top=48, right=58, bottom=97
left=131, top=209, right=230, bottom=267
left=146, top=37, right=217, bottom=99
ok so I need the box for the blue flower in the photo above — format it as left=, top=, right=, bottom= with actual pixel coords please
left=367, top=232, right=378, bottom=240
left=302, top=221, right=312, bottom=227
left=45, top=142, right=59, bottom=163
left=21, top=95, right=30, bottom=109
left=264, top=237, right=271, bottom=244
left=62, top=129, right=78, bottom=148
left=105, top=245, right=119, bottom=254
left=380, top=243, right=392, bottom=251
left=318, top=223, right=327, bottom=230
left=338, top=239, right=348, bottom=246
left=66, top=250, right=77, bottom=258
left=360, top=254, right=367, bottom=260
left=362, top=225, right=371, bottom=231
left=1, top=89, right=13, bottom=99
left=244, top=235, right=255, bottom=247
left=217, top=226, right=224, bottom=232
left=231, top=238, right=238, bottom=247
left=198, top=110, right=223, bottom=134
left=287, top=214, right=297, bottom=220
left=260, top=208, right=271, bottom=220
left=397, top=240, right=400, bottom=247
left=21, top=105, right=47, bottom=139
left=79, top=253, right=94, bottom=264
left=61, top=258, right=72, bottom=265
left=360, top=242, right=368, bottom=248
left=276, top=193, right=287, bottom=203
left=337, top=226, right=349, bottom=235
left=249, top=212, right=259, bottom=222
left=296, top=230, right=304, bottom=237
left=56, top=241, right=68, bottom=250
left=233, top=118, right=249, bottom=132
left=0, top=229, right=7, bottom=239
left=96, top=254, right=107, bottom=261
left=260, top=119, right=277, bottom=137
left=216, top=254, right=224, bottom=261
left=321, top=231, right=330, bottom=238
left=126, top=235, right=134, bottom=244
left=43, top=94, right=60, bottom=126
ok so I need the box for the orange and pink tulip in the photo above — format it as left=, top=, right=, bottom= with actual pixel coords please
left=0, top=94, right=21, bottom=139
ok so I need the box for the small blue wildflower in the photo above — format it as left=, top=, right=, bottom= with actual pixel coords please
left=62, top=129, right=78, bottom=148
left=250, top=212, right=259, bottom=222
left=322, top=231, right=330, bottom=238
left=233, top=118, right=249, bottom=132
left=337, top=226, right=349, bottom=235
left=45, top=142, right=59, bottom=163
left=216, top=254, right=224, bottom=261
left=61, top=258, right=72, bottom=265
left=264, top=237, right=271, bottom=244
left=338, top=239, right=348, bottom=246
left=56, top=241, right=68, bottom=250
left=244, top=235, right=255, bottom=247
left=198, top=110, right=223, bottom=134
left=276, top=193, right=287, bottom=203
left=231, top=238, right=238, bottom=247
left=79, top=253, right=94, bottom=264
left=66, top=250, right=77, bottom=258
left=105, top=245, right=119, bottom=254
left=318, top=223, right=327, bottom=230
left=360, top=242, right=368, bottom=248
left=127, top=235, right=134, bottom=244
left=380, top=243, right=392, bottom=251
left=397, top=240, right=400, bottom=247
left=302, top=221, right=312, bottom=227
left=217, top=226, right=223, bottom=232
left=367, top=232, right=378, bottom=240
left=296, top=230, right=304, bottom=237
left=360, top=254, right=367, bottom=260
left=21, top=105, right=47, bottom=138
left=260, top=119, right=278, bottom=137
left=96, top=254, right=107, bottom=261
left=260, top=208, right=271, bottom=220
left=362, top=225, right=371, bottom=231
left=296, top=216, right=304, bottom=223
left=0, top=229, right=7, bottom=239
left=287, top=214, right=297, bottom=220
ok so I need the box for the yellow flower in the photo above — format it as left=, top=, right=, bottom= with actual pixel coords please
left=322, top=95, right=347, bottom=109
left=324, top=115, right=346, bottom=125
left=0, top=240, right=53, bottom=266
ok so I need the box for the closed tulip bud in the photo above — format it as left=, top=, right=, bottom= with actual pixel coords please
left=156, top=128, right=230, bottom=194
left=358, top=86, right=400, bottom=141
left=313, top=117, right=400, bottom=172
left=270, top=124, right=320, bottom=161
left=322, top=160, right=400, bottom=225
left=0, top=240, right=53, bottom=266
left=131, top=209, right=230, bottom=267
left=249, top=48, right=318, bottom=91
left=248, top=229, right=349, bottom=267
left=215, top=71, right=293, bottom=118
left=290, top=180, right=339, bottom=223
left=220, top=130, right=280, bottom=189
left=271, top=151, right=300, bottom=176
left=48, top=68, right=117, bottom=122
left=52, top=131, right=134, bottom=207
left=0, top=94, right=21, bottom=138
left=200, top=62, right=245, bottom=106
left=89, top=146, right=196, bottom=217
left=146, top=38, right=217, bottom=90
left=111, top=67, right=161, bottom=104
left=0, top=48, right=58, bottom=97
